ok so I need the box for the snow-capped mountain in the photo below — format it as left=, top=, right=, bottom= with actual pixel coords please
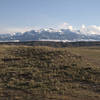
left=0, top=27, right=100, bottom=42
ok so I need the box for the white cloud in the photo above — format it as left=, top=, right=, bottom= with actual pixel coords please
left=0, top=23, right=100, bottom=35
left=59, top=23, right=100, bottom=35
left=58, top=22, right=73, bottom=30
left=0, top=26, right=39, bottom=34
left=81, top=24, right=86, bottom=29
left=80, top=25, right=100, bottom=35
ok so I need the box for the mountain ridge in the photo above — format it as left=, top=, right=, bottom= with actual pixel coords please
left=0, top=28, right=100, bottom=42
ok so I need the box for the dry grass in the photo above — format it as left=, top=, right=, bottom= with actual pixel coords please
left=0, top=45, right=99, bottom=100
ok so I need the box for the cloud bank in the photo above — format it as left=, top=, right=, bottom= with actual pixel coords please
left=80, top=24, right=100, bottom=35
left=1, top=22, right=100, bottom=35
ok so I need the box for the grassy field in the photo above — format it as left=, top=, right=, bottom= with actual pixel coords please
left=0, top=45, right=100, bottom=100
left=67, top=47, right=100, bottom=68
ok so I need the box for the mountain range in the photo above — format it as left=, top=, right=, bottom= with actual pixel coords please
left=0, top=28, right=100, bottom=42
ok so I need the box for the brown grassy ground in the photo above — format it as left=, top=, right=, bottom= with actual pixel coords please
left=0, top=45, right=99, bottom=100
left=67, top=47, right=100, bottom=68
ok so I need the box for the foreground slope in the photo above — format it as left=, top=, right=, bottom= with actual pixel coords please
left=0, top=45, right=100, bottom=100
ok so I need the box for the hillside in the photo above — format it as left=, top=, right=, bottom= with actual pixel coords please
left=0, top=45, right=100, bottom=100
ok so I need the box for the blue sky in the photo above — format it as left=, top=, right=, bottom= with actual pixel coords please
left=0, top=0, right=100, bottom=33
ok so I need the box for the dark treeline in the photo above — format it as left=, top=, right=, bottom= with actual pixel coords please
left=0, top=41, right=100, bottom=47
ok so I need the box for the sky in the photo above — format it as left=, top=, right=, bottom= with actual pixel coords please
left=0, top=0, right=100, bottom=33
